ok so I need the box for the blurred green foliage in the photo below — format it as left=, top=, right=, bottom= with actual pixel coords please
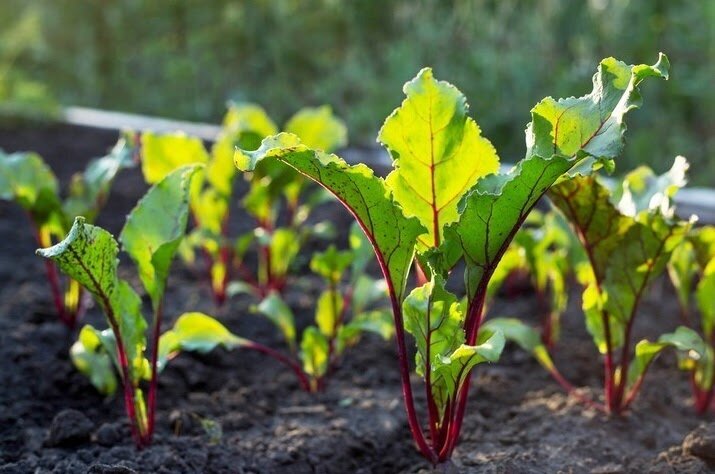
left=1, top=0, right=713, bottom=182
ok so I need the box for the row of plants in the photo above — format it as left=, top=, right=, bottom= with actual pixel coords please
left=2, top=52, right=714, bottom=465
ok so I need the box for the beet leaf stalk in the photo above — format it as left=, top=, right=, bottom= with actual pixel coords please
left=37, top=165, right=240, bottom=448
left=235, top=55, right=669, bottom=463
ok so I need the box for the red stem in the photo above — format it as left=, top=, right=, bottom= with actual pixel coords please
left=146, top=300, right=164, bottom=440
left=548, top=365, right=607, bottom=412
left=243, top=341, right=312, bottom=392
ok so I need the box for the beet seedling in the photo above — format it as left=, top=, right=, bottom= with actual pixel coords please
left=540, top=156, right=693, bottom=414
left=666, top=226, right=715, bottom=413
left=250, top=222, right=392, bottom=392
left=37, top=166, right=241, bottom=448
left=236, top=55, right=669, bottom=463
left=0, top=136, right=134, bottom=327
left=140, top=104, right=346, bottom=304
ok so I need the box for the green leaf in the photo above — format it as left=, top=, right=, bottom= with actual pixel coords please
left=611, top=155, right=688, bottom=217
left=254, top=292, right=297, bottom=351
left=0, top=150, right=64, bottom=237
left=315, top=289, right=343, bottom=338
left=0, top=150, right=58, bottom=208
left=690, top=227, right=715, bottom=338
left=379, top=68, right=500, bottom=249
left=310, top=245, right=353, bottom=283
left=236, top=133, right=425, bottom=301
left=120, top=165, right=200, bottom=310
left=482, top=317, right=555, bottom=371
left=300, top=326, right=329, bottom=380
left=207, top=133, right=238, bottom=196
left=696, top=273, right=715, bottom=339
left=351, top=275, right=388, bottom=316
left=140, top=132, right=209, bottom=184
left=36, top=217, right=147, bottom=384
left=667, top=239, right=697, bottom=319
left=628, top=326, right=708, bottom=391
left=63, top=136, right=135, bottom=222
left=284, top=105, right=348, bottom=153
left=526, top=54, right=669, bottom=162
left=552, top=174, right=690, bottom=353
left=158, top=312, right=247, bottom=371
left=431, top=329, right=504, bottom=413
left=223, top=102, right=279, bottom=151
left=192, top=187, right=229, bottom=236
left=349, top=309, right=394, bottom=340
left=70, top=325, right=118, bottom=395
left=403, top=277, right=464, bottom=378
left=268, top=228, right=300, bottom=281
left=447, top=154, right=573, bottom=298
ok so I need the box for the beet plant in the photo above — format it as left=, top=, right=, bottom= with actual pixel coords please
left=235, top=54, right=669, bottom=463
left=141, top=103, right=346, bottom=304
left=249, top=222, right=392, bottom=392
left=539, top=156, right=695, bottom=414
left=37, top=166, right=240, bottom=448
left=666, top=225, right=715, bottom=413
left=0, top=136, right=134, bottom=327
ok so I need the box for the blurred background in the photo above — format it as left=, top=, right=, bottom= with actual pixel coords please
left=0, top=0, right=713, bottom=182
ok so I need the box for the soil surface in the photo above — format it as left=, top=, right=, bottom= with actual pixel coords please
left=1, top=124, right=713, bottom=473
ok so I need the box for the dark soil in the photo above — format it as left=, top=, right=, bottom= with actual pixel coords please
left=1, top=124, right=713, bottom=473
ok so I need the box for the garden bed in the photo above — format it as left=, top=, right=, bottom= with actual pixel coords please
left=0, top=123, right=713, bottom=473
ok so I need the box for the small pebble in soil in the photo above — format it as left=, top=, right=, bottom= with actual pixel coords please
left=45, top=409, right=94, bottom=447
left=590, top=463, right=625, bottom=474
left=682, top=423, right=715, bottom=460
left=93, top=423, right=123, bottom=447
left=87, top=464, right=138, bottom=474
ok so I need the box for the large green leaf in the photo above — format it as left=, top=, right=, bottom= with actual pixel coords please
left=158, top=312, right=247, bottom=371
left=526, top=54, right=669, bottom=162
left=284, top=105, right=347, bottom=153
left=236, top=134, right=425, bottom=301
left=36, top=217, right=147, bottom=384
left=140, top=132, right=209, bottom=184
left=120, top=165, right=200, bottom=310
left=379, top=68, right=499, bottom=249
left=447, top=154, right=573, bottom=298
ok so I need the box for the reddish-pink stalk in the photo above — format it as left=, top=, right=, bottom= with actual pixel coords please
left=145, top=300, right=164, bottom=440
left=243, top=341, right=312, bottom=391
